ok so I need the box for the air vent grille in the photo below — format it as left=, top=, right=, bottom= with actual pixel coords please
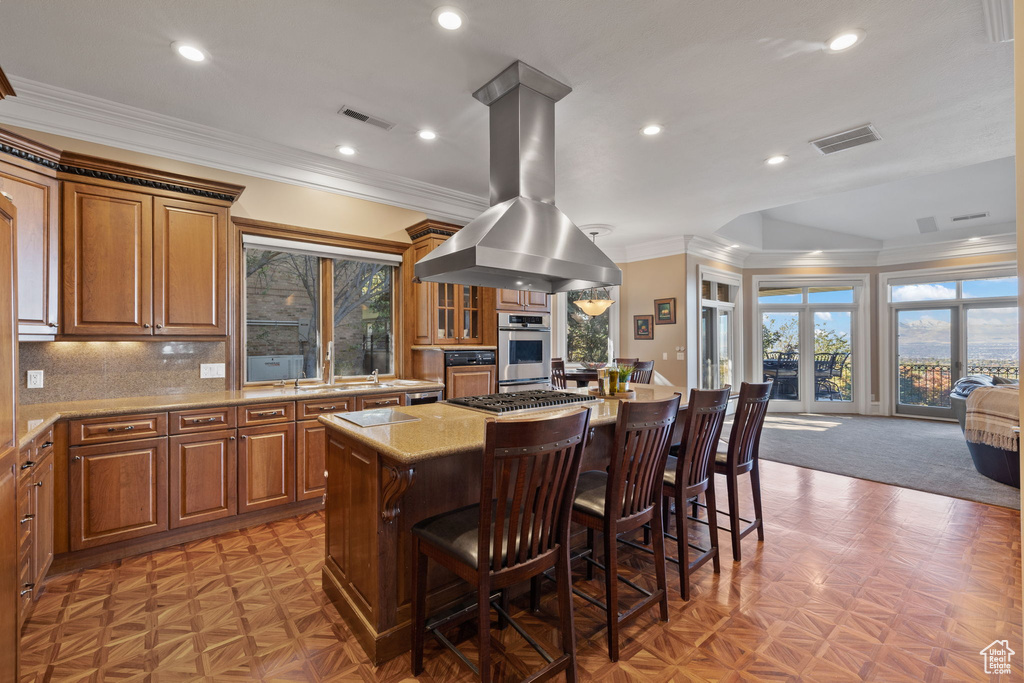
left=810, top=124, right=881, bottom=155
left=337, top=105, right=395, bottom=131
left=951, top=212, right=990, bottom=222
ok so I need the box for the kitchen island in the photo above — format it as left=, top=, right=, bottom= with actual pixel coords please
left=318, top=384, right=688, bottom=663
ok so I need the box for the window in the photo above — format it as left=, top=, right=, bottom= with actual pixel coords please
left=565, top=287, right=614, bottom=363
left=700, top=274, right=738, bottom=390
left=242, top=234, right=400, bottom=383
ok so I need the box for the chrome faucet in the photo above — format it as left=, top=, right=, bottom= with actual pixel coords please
left=368, top=369, right=379, bottom=384
left=294, top=371, right=305, bottom=389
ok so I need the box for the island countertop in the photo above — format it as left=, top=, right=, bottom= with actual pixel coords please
left=318, top=384, right=689, bottom=465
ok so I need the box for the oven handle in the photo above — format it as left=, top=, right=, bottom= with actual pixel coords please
left=498, top=327, right=551, bottom=332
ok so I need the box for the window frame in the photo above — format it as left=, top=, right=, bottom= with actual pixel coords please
left=552, top=286, right=620, bottom=367
left=697, top=267, right=741, bottom=390
left=233, top=219, right=408, bottom=389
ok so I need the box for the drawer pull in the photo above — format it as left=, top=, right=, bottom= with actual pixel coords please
left=20, top=584, right=33, bottom=597
left=20, top=514, right=34, bottom=524
left=47, top=322, right=58, bottom=328
left=40, top=441, right=53, bottom=449
left=20, top=461, right=35, bottom=470
left=190, top=417, right=220, bottom=424
left=253, top=411, right=281, bottom=417
left=106, top=425, right=136, bottom=432
left=317, top=406, right=337, bottom=411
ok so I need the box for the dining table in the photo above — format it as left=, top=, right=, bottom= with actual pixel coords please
left=564, top=368, right=600, bottom=387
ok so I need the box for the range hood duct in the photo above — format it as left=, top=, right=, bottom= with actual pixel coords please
left=414, top=61, right=622, bottom=294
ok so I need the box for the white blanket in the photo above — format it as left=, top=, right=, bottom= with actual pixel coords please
left=965, top=385, right=1019, bottom=452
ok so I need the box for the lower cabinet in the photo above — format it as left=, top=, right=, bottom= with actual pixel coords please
left=169, top=430, right=237, bottom=528
left=238, top=423, right=295, bottom=514
left=296, top=420, right=326, bottom=502
left=69, top=437, right=169, bottom=551
left=30, top=456, right=53, bottom=592
left=446, top=364, right=497, bottom=398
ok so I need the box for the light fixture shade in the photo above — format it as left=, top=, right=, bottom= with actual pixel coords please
left=574, top=297, right=615, bottom=316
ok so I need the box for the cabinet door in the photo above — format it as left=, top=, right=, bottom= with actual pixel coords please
left=410, top=240, right=436, bottom=345
left=31, top=456, right=53, bottom=588
left=153, top=198, right=228, bottom=336
left=434, top=282, right=459, bottom=343
left=1, top=453, right=18, bottom=679
left=63, top=183, right=153, bottom=335
left=296, top=420, right=326, bottom=502
left=523, top=290, right=550, bottom=312
left=0, top=161, right=59, bottom=335
left=169, top=430, right=237, bottom=528
left=0, top=197, right=14, bottom=451
left=458, top=286, right=483, bottom=343
left=445, top=365, right=496, bottom=399
left=69, top=438, right=168, bottom=550
left=496, top=289, right=524, bottom=311
left=238, top=423, right=295, bottom=513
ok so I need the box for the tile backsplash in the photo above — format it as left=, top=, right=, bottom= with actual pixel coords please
left=18, top=341, right=228, bottom=404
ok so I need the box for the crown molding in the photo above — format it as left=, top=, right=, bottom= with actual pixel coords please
left=0, top=76, right=488, bottom=223
left=743, top=250, right=879, bottom=269
left=875, top=232, right=1017, bottom=266
left=681, top=235, right=752, bottom=268
left=981, top=0, right=1013, bottom=43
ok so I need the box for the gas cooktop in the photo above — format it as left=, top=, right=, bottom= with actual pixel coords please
left=446, top=390, right=600, bottom=415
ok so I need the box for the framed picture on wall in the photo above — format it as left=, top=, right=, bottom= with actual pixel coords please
left=634, top=315, right=654, bottom=340
left=654, top=298, right=676, bottom=325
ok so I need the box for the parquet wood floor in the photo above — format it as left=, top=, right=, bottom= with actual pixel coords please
left=19, top=461, right=1023, bottom=682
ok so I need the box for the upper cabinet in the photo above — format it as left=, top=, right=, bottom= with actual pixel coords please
left=496, top=288, right=550, bottom=313
left=0, top=129, right=61, bottom=338
left=59, top=152, right=242, bottom=337
left=403, top=220, right=495, bottom=347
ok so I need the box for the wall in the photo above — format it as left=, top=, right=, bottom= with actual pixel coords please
left=616, top=255, right=686, bottom=386
left=18, top=341, right=226, bottom=404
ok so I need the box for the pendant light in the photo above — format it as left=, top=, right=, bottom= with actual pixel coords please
left=574, top=231, right=615, bottom=316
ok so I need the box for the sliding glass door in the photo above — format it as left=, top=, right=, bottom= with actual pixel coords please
left=895, top=307, right=956, bottom=418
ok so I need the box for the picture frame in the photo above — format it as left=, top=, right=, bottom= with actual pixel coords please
left=634, top=314, right=654, bottom=340
left=654, top=297, right=676, bottom=325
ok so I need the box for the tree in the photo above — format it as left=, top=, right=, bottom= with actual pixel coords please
left=566, top=288, right=611, bottom=362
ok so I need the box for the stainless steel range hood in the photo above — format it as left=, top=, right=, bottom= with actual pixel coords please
left=414, top=61, right=622, bottom=294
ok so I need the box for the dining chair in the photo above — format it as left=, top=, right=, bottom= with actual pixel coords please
left=813, top=353, right=838, bottom=400
left=569, top=394, right=680, bottom=661
left=713, top=381, right=772, bottom=561
left=551, top=357, right=567, bottom=390
left=411, top=408, right=592, bottom=682
left=631, top=361, right=654, bottom=384
left=660, top=387, right=730, bottom=599
left=613, top=357, right=639, bottom=367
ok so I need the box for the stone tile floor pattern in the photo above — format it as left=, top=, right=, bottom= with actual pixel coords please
left=18, top=461, right=1023, bottom=681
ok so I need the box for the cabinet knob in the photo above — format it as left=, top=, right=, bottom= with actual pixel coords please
left=34, top=481, right=43, bottom=488
left=72, top=455, right=81, bottom=462
left=241, top=435, right=247, bottom=440
left=229, top=436, right=236, bottom=441
left=143, top=323, right=151, bottom=329
left=47, top=322, right=58, bottom=328
left=155, top=324, right=163, bottom=329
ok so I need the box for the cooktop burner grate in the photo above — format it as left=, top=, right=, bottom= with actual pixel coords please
left=447, top=390, right=598, bottom=414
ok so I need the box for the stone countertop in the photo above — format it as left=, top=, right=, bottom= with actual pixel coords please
left=319, top=385, right=688, bottom=465
left=16, top=380, right=445, bottom=449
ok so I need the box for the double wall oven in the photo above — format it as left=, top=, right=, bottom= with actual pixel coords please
left=497, top=312, right=552, bottom=393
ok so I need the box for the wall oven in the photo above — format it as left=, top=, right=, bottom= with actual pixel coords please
left=497, top=312, right=552, bottom=392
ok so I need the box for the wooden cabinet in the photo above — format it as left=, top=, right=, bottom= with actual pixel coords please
left=0, top=193, right=18, bottom=677
left=30, top=456, right=53, bottom=594
left=170, top=406, right=236, bottom=434
left=62, top=182, right=229, bottom=337
left=297, top=420, right=327, bottom=502
left=238, top=423, right=295, bottom=513
left=1, top=451, right=17, bottom=679
left=496, top=288, right=550, bottom=312
left=298, top=397, right=354, bottom=419
left=0, top=136, right=60, bottom=337
left=238, top=402, right=294, bottom=426
left=69, top=412, right=168, bottom=446
left=169, top=430, right=237, bottom=528
left=357, top=393, right=406, bottom=410
left=446, top=365, right=497, bottom=399
left=69, top=437, right=169, bottom=550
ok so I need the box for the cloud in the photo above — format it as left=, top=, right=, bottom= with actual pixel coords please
left=815, top=312, right=833, bottom=321
left=892, top=283, right=956, bottom=302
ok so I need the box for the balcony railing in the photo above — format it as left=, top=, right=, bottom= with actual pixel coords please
left=898, top=363, right=1019, bottom=408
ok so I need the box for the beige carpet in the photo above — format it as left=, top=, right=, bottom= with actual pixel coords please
left=750, top=413, right=1021, bottom=509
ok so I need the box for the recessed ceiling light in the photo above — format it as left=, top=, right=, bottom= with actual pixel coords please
left=810, top=250, right=823, bottom=255
left=337, top=145, right=356, bottom=156
left=765, top=155, right=788, bottom=166
left=418, top=130, right=437, bottom=141
left=433, top=6, right=465, bottom=30
left=172, top=41, right=207, bottom=62
left=826, top=29, right=865, bottom=53
left=730, top=244, right=740, bottom=248
left=641, top=124, right=663, bottom=136
left=968, top=237, right=981, bottom=242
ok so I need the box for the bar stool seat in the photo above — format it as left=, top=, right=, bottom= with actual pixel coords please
left=414, top=504, right=532, bottom=569
left=570, top=471, right=611, bottom=518
left=662, top=448, right=728, bottom=488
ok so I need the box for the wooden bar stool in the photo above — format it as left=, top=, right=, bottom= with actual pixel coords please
left=411, top=408, right=592, bottom=682
left=660, top=387, right=730, bottom=600
left=714, top=381, right=771, bottom=561
left=550, top=358, right=567, bottom=390
left=569, top=394, right=681, bottom=661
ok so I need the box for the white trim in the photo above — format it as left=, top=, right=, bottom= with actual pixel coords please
left=1, top=76, right=487, bottom=224
left=981, top=0, right=1014, bottom=42
left=242, top=234, right=403, bottom=263
left=696, top=265, right=743, bottom=390
left=876, top=233, right=1018, bottom=266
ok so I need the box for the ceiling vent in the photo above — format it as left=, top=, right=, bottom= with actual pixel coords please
left=810, top=124, right=881, bottom=155
left=951, top=211, right=990, bottom=222
left=337, top=105, right=395, bottom=131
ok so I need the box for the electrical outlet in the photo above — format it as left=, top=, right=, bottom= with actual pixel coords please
left=200, top=363, right=226, bottom=378
left=26, top=370, right=44, bottom=388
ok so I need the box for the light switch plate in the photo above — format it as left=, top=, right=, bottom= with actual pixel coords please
left=200, top=363, right=226, bottom=378
left=27, top=370, right=44, bottom=388
left=676, top=352, right=685, bottom=361
left=662, top=352, right=668, bottom=360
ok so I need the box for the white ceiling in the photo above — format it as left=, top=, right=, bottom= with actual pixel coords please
left=0, top=0, right=1014, bottom=252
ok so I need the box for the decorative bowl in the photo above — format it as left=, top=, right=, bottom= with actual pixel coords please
left=580, top=361, right=607, bottom=370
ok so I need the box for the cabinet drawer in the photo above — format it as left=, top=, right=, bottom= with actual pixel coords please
left=357, top=393, right=406, bottom=410
left=170, top=406, right=237, bottom=434
left=33, top=425, right=55, bottom=455
left=238, top=402, right=294, bottom=426
left=298, top=397, right=354, bottom=419
left=69, top=413, right=168, bottom=445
